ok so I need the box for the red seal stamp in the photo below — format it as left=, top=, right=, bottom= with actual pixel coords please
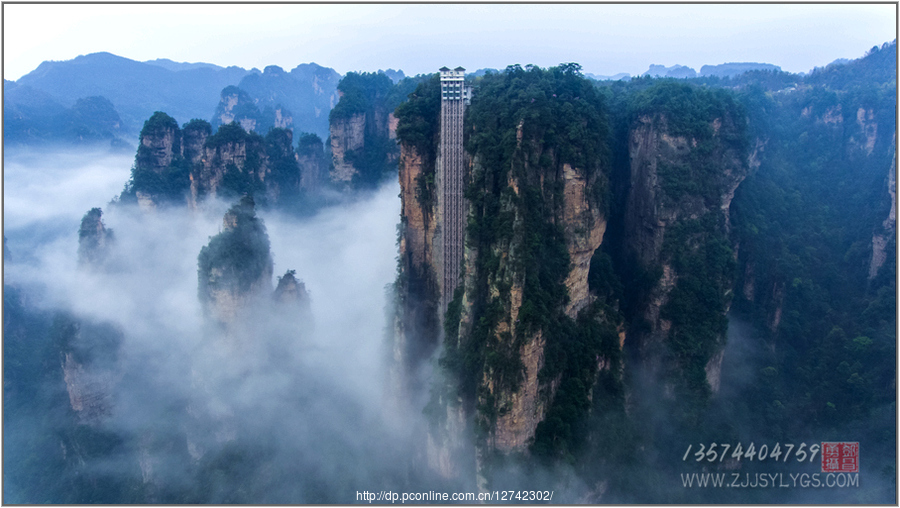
left=821, top=442, right=859, bottom=473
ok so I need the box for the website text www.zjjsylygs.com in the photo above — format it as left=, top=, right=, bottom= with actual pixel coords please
left=682, top=472, right=859, bottom=489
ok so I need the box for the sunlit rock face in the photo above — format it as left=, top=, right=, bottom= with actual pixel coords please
left=330, top=112, right=366, bottom=183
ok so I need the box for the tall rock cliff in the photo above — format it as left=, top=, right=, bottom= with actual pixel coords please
left=452, top=67, right=618, bottom=472
left=390, top=75, right=442, bottom=403
left=869, top=134, right=896, bottom=280
left=393, top=66, right=622, bottom=483
left=296, top=132, right=327, bottom=192
left=330, top=112, right=366, bottom=183
left=211, top=82, right=294, bottom=135
left=622, top=83, right=748, bottom=406
left=52, top=314, right=124, bottom=425
left=328, top=72, right=423, bottom=189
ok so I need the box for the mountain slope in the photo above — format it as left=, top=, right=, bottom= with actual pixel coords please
left=15, top=52, right=251, bottom=137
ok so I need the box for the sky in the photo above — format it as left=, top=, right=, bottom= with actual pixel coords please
left=3, top=3, right=896, bottom=81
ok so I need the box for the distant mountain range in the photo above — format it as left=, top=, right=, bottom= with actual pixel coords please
left=587, top=61, right=783, bottom=81
left=1, top=52, right=797, bottom=148
left=12, top=52, right=252, bottom=138
left=4, top=52, right=341, bottom=146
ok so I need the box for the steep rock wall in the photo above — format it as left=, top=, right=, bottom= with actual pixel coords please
left=297, top=133, right=327, bottom=192
left=465, top=148, right=608, bottom=454
left=623, top=107, right=747, bottom=397
left=329, top=112, right=366, bottom=183
left=869, top=135, right=896, bottom=279
left=391, top=141, right=441, bottom=405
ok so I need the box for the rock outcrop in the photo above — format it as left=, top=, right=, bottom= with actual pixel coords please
left=327, top=71, right=407, bottom=188
left=273, top=269, right=311, bottom=311
left=869, top=135, right=896, bottom=279
left=136, top=112, right=180, bottom=172
left=77, top=207, right=114, bottom=268
left=330, top=112, right=366, bottom=183
left=123, top=112, right=304, bottom=208
left=197, top=196, right=274, bottom=330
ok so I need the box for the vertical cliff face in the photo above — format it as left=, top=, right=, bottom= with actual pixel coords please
left=182, top=119, right=211, bottom=167
left=329, top=112, right=366, bottom=183
left=136, top=113, right=180, bottom=172
left=392, top=68, right=626, bottom=483
left=869, top=135, right=896, bottom=280
left=329, top=109, right=400, bottom=185
left=427, top=67, right=619, bottom=478
left=391, top=75, right=442, bottom=403
left=53, top=315, right=123, bottom=425
left=190, top=124, right=262, bottom=203
left=126, top=112, right=190, bottom=207
left=327, top=71, right=413, bottom=189
left=296, top=133, right=327, bottom=192
left=459, top=132, right=608, bottom=457
left=623, top=85, right=748, bottom=403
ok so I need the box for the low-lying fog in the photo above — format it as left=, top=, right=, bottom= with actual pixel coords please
left=4, top=145, right=432, bottom=502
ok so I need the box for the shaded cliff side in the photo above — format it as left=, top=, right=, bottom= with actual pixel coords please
left=390, top=74, right=442, bottom=401
left=621, top=82, right=749, bottom=415
left=727, top=41, right=897, bottom=446
left=212, top=83, right=293, bottom=136
left=212, top=63, right=340, bottom=141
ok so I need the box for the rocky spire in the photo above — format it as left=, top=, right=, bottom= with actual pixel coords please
left=77, top=207, right=114, bottom=268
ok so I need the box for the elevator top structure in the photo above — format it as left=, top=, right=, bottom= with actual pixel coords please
left=440, top=67, right=472, bottom=103
left=438, top=67, right=471, bottom=315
